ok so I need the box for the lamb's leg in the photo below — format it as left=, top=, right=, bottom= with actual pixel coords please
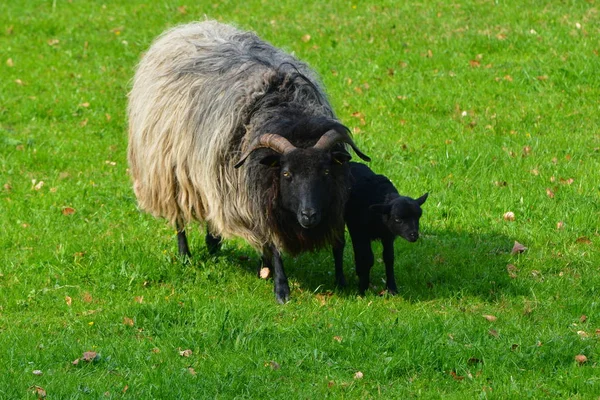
left=176, top=223, right=191, bottom=258
left=382, top=237, right=398, bottom=295
left=263, top=244, right=290, bottom=304
left=205, top=226, right=222, bottom=254
left=332, top=236, right=347, bottom=288
left=352, top=239, right=374, bottom=295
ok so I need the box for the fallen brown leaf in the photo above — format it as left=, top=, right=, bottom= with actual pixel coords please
left=333, top=336, right=343, bottom=343
left=503, top=211, right=515, bottom=221
left=65, top=296, right=72, bottom=306
left=179, top=349, right=193, bottom=357
left=575, top=354, right=587, bottom=364
left=511, top=241, right=527, bottom=254
left=259, top=267, right=270, bottom=279
left=269, top=360, right=281, bottom=370
left=546, top=188, right=555, bottom=198
left=556, top=221, right=565, bottom=230
left=82, top=292, right=93, bottom=303
left=576, top=236, right=592, bottom=245
left=123, top=316, right=134, bottom=327
left=506, top=264, right=518, bottom=279
left=82, top=351, right=98, bottom=362
left=483, top=314, right=497, bottom=322
left=450, top=370, right=464, bottom=381
left=30, top=386, right=46, bottom=399
left=62, top=207, right=75, bottom=216
left=580, top=315, right=587, bottom=323
left=301, top=34, right=311, bottom=42
left=354, top=371, right=364, bottom=379
left=6, top=58, right=14, bottom=67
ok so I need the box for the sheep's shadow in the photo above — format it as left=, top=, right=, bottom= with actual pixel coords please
left=192, top=227, right=527, bottom=303
left=285, top=228, right=527, bottom=302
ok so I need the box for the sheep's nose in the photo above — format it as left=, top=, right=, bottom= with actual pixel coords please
left=409, top=232, right=419, bottom=241
left=299, top=208, right=319, bottom=228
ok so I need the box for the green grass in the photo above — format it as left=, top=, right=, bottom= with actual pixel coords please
left=1, top=0, right=599, bottom=398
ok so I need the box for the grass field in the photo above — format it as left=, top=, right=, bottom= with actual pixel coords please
left=1, top=0, right=599, bottom=398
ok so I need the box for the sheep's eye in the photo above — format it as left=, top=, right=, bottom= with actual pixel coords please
left=282, top=171, right=292, bottom=179
left=323, top=169, right=330, bottom=175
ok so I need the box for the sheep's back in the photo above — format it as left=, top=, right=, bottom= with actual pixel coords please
left=127, top=21, right=319, bottom=248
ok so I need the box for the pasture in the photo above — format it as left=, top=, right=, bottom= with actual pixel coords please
left=1, top=0, right=599, bottom=398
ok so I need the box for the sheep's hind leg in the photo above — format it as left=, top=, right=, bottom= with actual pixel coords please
left=205, top=227, right=222, bottom=254
left=176, top=224, right=192, bottom=258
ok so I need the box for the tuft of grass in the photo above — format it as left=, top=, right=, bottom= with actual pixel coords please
left=1, top=0, right=599, bottom=398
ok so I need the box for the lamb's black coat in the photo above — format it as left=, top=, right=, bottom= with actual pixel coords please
left=333, top=162, right=428, bottom=294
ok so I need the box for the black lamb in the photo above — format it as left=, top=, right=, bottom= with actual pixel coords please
left=333, top=162, right=428, bottom=295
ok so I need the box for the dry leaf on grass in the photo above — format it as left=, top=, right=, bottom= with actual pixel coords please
left=354, top=371, right=364, bottom=379
left=62, top=207, right=75, bottom=215
left=511, top=241, right=527, bottom=254
left=29, top=386, right=46, bottom=399
left=483, top=314, right=497, bottom=322
left=576, top=237, right=592, bottom=245
left=179, top=349, right=193, bottom=357
left=575, top=354, right=587, bottom=364
left=259, top=267, right=270, bottom=279
left=72, top=351, right=99, bottom=365
left=503, top=211, right=515, bottom=221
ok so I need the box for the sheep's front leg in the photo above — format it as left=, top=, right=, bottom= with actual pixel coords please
left=352, top=239, right=374, bottom=295
left=382, top=237, right=398, bottom=295
left=263, top=244, right=290, bottom=304
left=176, top=223, right=191, bottom=258
left=332, top=236, right=347, bottom=288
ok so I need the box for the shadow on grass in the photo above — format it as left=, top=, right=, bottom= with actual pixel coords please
left=176, top=226, right=528, bottom=303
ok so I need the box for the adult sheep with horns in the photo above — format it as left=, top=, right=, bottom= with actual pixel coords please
left=128, top=21, right=370, bottom=303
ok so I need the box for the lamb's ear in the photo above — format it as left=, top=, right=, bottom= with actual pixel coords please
left=258, top=154, right=281, bottom=168
left=331, top=150, right=351, bottom=165
left=416, top=193, right=429, bottom=205
left=370, top=203, right=392, bottom=215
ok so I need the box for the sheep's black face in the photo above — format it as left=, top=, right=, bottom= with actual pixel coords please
left=372, top=193, right=428, bottom=242
left=269, top=148, right=348, bottom=229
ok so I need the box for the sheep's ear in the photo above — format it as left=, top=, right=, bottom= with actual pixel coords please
left=259, top=154, right=281, bottom=168
left=331, top=150, right=351, bottom=165
left=370, top=203, right=392, bottom=215
left=416, top=193, right=429, bottom=205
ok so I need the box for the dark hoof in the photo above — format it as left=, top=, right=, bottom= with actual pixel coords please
left=335, top=276, right=347, bottom=289
left=205, top=233, right=222, bottom=254
left=274, top=282, right=290, bottom=304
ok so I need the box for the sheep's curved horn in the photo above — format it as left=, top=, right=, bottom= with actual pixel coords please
left=234, top=133, right=297, bottom=168
left=314, top=129, right=371, bottom=162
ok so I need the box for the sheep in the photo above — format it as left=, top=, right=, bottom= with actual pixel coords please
left=332, top=162, right=427, bottom=295
left=127, top=21, right=370, bottom=303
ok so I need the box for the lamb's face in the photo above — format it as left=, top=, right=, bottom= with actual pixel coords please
left=375, top=193, right=428, bottom=242
left=387, top=198, right=423, bottom=242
